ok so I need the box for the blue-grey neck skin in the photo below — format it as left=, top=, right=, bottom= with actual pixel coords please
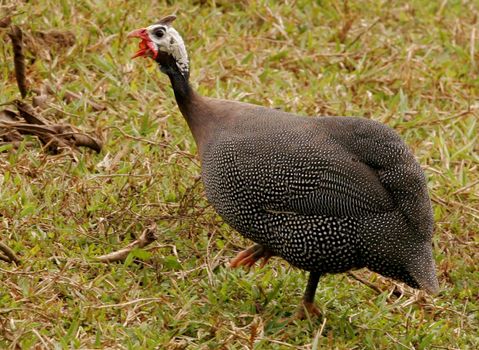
left=161, top=63, right=191, bottom=104
left=156, top=53, right=192, bottom=114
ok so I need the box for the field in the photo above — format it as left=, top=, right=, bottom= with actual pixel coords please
left=1, top=0, right=478, bottom=349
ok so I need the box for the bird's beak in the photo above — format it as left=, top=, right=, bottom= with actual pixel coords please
left=127, top=28, right=158, bottom=59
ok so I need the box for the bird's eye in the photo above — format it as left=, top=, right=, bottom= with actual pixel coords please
left=153, top=28, right=165, bottom=38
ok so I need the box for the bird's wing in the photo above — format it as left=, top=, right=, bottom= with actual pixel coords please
left=323, top=117, right=433, bottom=236
left=230, top=133, right=396, bottom=218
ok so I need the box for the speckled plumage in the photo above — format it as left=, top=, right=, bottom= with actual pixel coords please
left=129, top=17, right=439, bottom=312
left=201, top=105, right=438, bottom=293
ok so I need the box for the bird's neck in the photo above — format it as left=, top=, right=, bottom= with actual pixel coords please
left=160, top=62, right=212, bottom=154
left=163, top=65, right=192, bottom=110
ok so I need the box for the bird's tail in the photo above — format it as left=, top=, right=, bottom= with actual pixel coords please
left=408, top=241, right=439, bottom=295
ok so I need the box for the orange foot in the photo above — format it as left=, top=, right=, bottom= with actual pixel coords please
left=296, top=301, right=321, bottom=320
left=280, top=301, right=322, bottom=324
left=230, top=244, right=273, bottom=268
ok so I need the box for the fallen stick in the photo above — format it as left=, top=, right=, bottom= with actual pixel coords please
left=8, top=25, right=28, bottom=98
left=347, top=271, right=403, bottom=298
left=0, top=241, right=21, bottom=265
left=0, top=119, right=103, bottom=153
left=96, top=223, right=158, bottom=263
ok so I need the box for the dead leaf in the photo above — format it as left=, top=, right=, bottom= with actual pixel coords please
left=0, top=16, right=11, bottom=28
left=14, top=100, right=48, bottom=125
left=0, top=109, right=22, bottom=145
left=0, top=109, right=19, bottom=122
left=32, top=94, right=48, bottom=109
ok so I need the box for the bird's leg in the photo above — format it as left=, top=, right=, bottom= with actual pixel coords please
left=278, top=272, right=322, bottom=324
left=230, top=244, right=273, bottom=268
left=296, top=272, right=322, bottom=319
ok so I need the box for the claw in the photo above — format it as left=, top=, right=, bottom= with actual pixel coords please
left=258, top=252, right=272, bottom=268
left=230, top=244, right=273, bottom=269
left=296, top=301, right=321, bottom=319
left=279, top=301, right=322, bottom=325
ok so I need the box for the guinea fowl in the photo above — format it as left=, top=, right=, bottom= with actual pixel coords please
left=128, top=15, right=439, bottom=317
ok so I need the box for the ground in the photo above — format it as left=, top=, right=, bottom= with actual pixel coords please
left=0, top=0, right=478, bottom=349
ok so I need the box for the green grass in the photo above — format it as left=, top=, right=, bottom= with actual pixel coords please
left=1, top=0, right=478, bottom=348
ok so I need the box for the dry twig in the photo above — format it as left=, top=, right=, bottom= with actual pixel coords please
left=8, top=25, right=28, bottom=98
left=96, top=223, right=158, bottom=263
left=347, top=271, right=403, bottom=298
left=0, top=241, right=20, bottom=265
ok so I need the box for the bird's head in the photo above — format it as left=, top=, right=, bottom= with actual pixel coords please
left=128, top=15, right=189, bottom=79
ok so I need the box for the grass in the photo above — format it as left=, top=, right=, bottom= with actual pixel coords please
left=0, top=0, right=478, bottom=348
